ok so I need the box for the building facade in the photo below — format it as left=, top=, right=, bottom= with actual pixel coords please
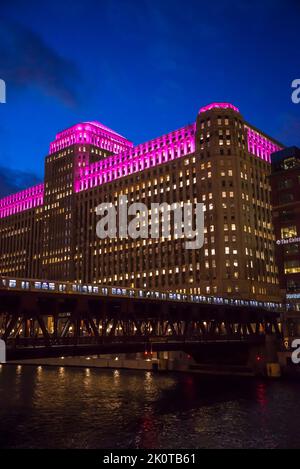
left=271, top=147, right=300, bottom=321
left=0, top=103, right=283, bottom=301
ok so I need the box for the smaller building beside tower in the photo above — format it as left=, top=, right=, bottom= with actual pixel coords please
left=271, top=147, right=300, bottom=336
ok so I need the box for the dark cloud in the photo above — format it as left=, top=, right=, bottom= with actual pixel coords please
left=0, top=166, right=42, bottom=198
left=0, top=18, right=80, bottom=106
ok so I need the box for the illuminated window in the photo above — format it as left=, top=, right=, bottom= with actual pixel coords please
left=281, top=226, right=297, bottom=239
left=284, top=260, right=300, bottom=274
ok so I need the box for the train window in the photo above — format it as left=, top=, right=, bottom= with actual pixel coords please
left=1, top=279, right=7, bottom=287
left=9, top=279, right=17, bottom=288
left=34, top=282, right=42, bottom=289
left=139, top=291, right=144, bottom=298
left=21, top=281, right=30, bottom=289
left=93, top=287, right=99, bottom=294
left=49, top=283, right=55, bottom=291
left=59, top=284, right=66, bottom=292
left=42, top=282, right=49, bottom=290
left=72, top=284, right=77, bottom=292
left=102, top=288, right=108, bottom=295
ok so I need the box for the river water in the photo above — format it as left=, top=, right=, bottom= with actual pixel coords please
left=0, top=364, right=299, bottom=449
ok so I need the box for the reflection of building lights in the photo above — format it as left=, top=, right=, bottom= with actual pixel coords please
left=61, top=357, right=64, bottom=360
left=86, top=357, right=91, bottom=360
left=115, top=357, right=119, bottom=361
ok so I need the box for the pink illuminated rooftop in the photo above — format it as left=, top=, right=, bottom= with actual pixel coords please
left=0, top=103, right=285, bottom=219
left=245, top=125, right=282, bottom=163
left=199, top=102, right=240, bottom=113
left=49, top=121, right=133, bottom=155
left=0, top=184, right=44, bottom=219
left=75, top=123, right=196, bottom=193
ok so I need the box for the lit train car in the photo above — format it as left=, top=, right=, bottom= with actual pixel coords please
left=0, top=276, right=282, bottom=311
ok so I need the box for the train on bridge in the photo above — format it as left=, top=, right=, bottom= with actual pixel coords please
left=0, top=276, right=283, bottom=311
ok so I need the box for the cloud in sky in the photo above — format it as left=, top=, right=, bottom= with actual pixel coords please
left=0, top=166, right=42, bottom=198
left=0, top=18, right=80, bottom=107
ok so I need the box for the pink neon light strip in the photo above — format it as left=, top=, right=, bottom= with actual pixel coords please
left=199, top=102, right=240, bottom=113
left=245, top=126, right=282, bottom=163
left=49, top=121, right=133, bottom=155
left=0, top=184, right=44, bottom=219
left=74, top=124, right=196, bottom=193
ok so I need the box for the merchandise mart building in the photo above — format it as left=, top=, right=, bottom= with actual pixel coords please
left=0, top=103, right=283, bottom=302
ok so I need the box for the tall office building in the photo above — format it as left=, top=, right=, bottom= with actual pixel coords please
left=0, top=103, right=283, bottom=301
left=271, top=147, right=300, bottom=319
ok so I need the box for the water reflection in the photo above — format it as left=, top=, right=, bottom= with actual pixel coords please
left=0, top=365, right=300, bottom=449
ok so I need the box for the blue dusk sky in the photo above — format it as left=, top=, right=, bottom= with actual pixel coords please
left=0, top=0, right=299, bottom=196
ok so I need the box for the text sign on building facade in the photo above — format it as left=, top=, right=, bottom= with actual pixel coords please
left=276, top=237, right=300, bottom=245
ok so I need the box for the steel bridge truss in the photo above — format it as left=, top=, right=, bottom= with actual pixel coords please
left=0, top=293, right=282, bottom=348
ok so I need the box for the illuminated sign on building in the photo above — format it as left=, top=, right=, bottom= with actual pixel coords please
left=276, top=237, right=300, bottom=245
left=287, top=294, right=300, bottom=300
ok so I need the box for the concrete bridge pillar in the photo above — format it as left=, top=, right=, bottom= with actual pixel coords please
left=265, top=335, right=281, bottom=378
left=248, top=336, right=281, bottom=378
